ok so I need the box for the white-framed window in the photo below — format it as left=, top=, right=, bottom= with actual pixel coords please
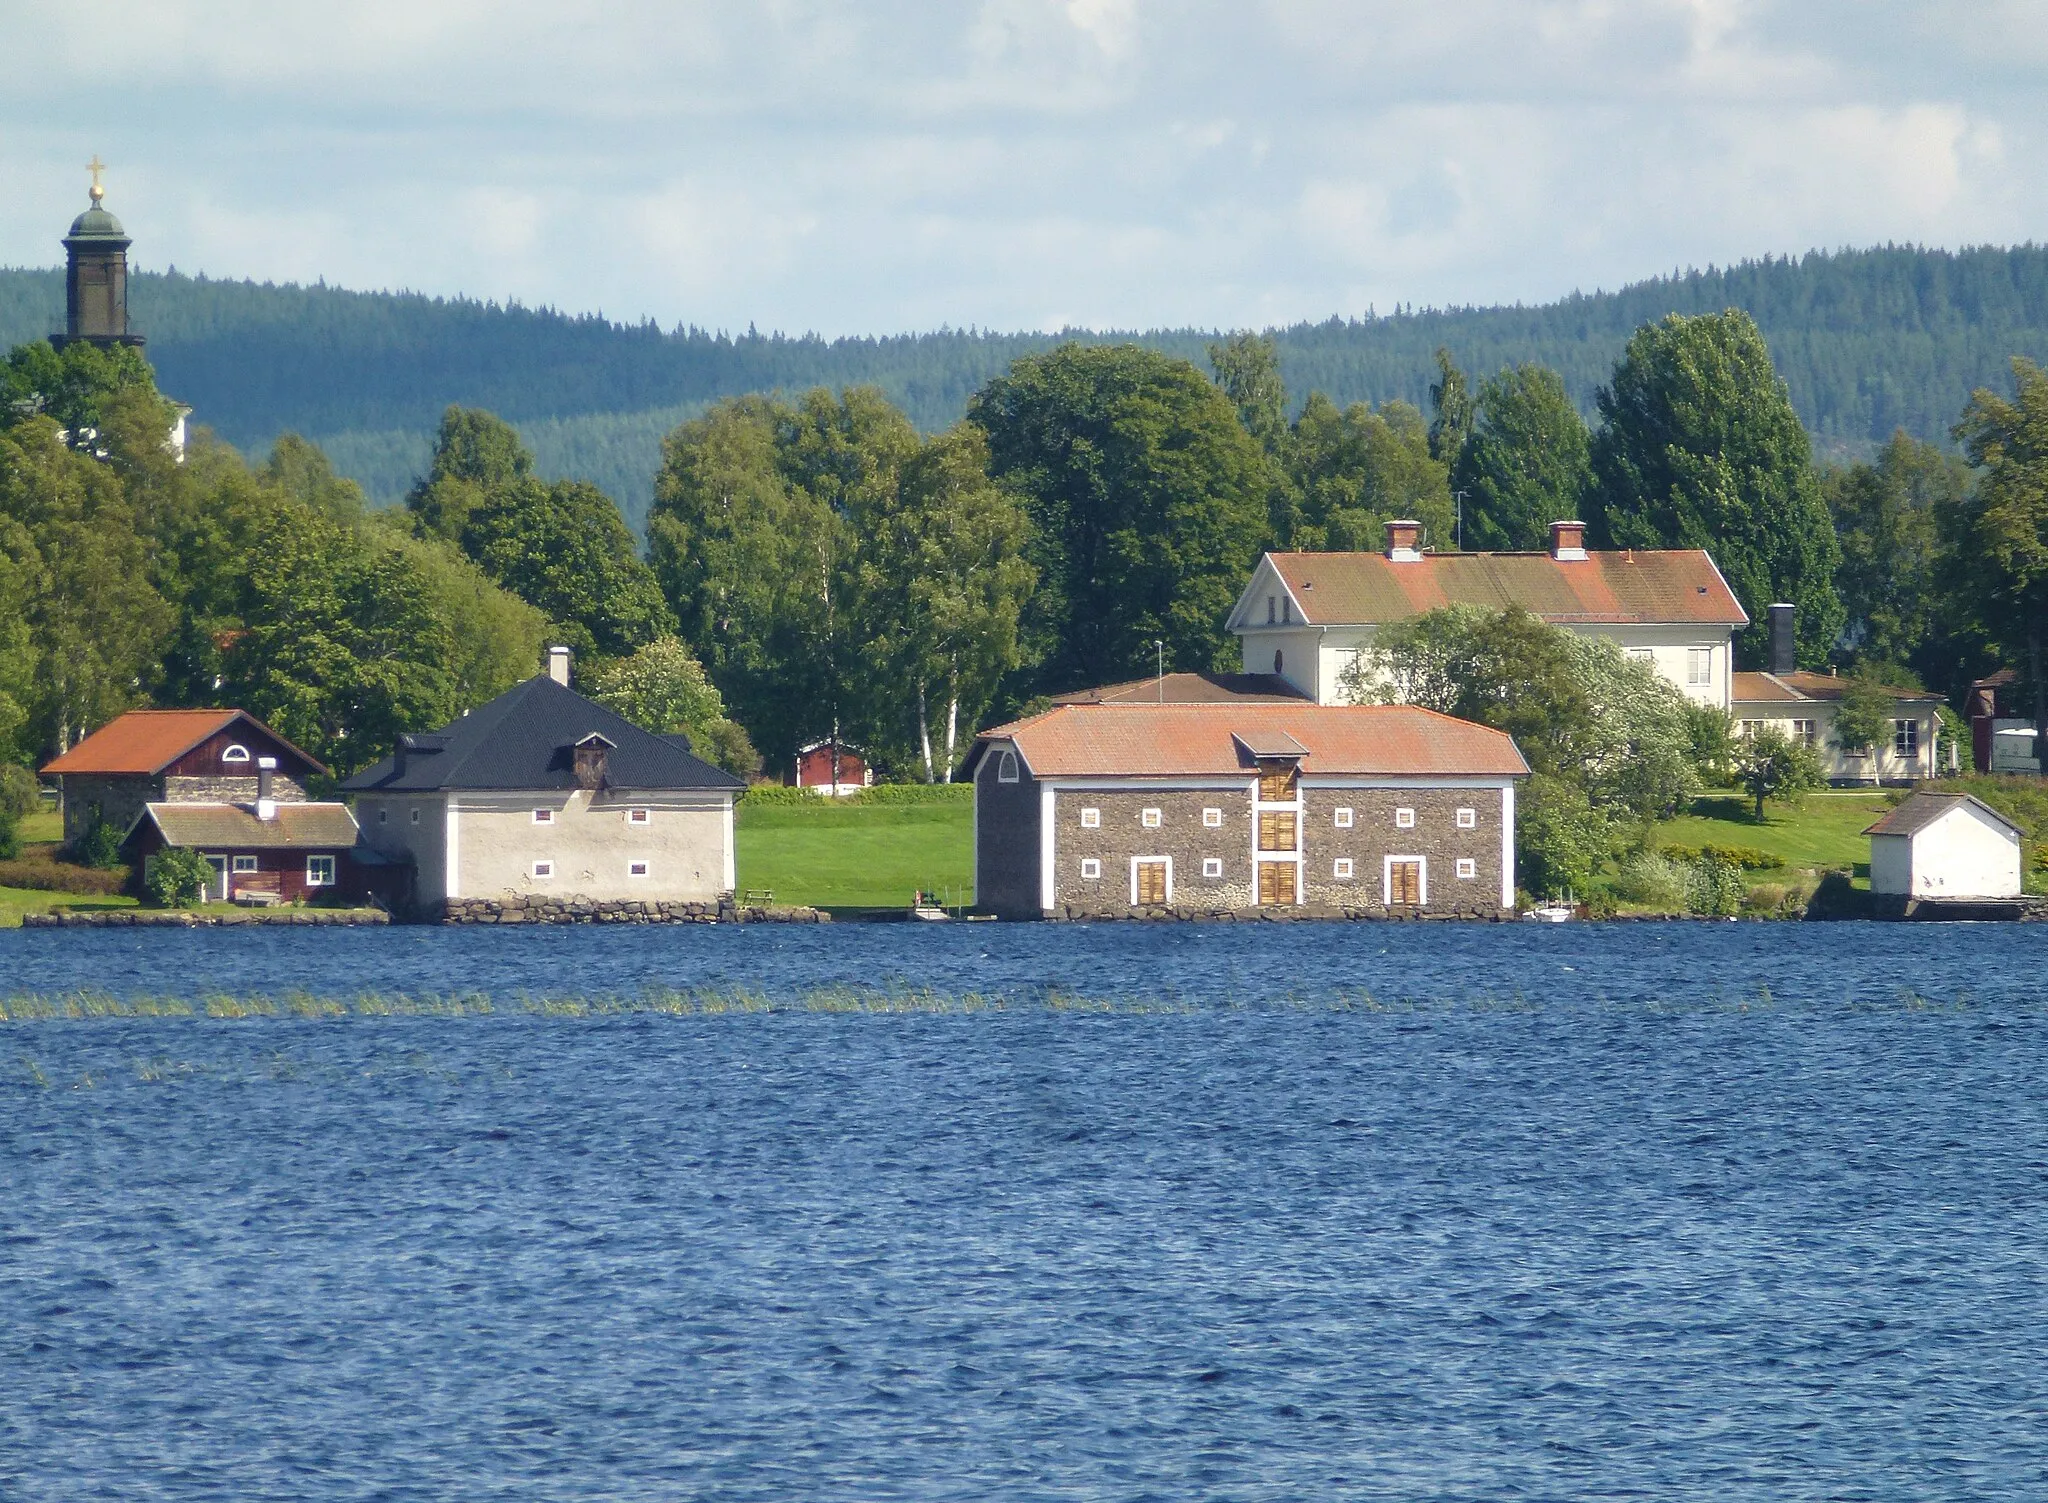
left=1457, top=858, right=1477, bottom=880
left=628, top=808, right=651, bottom=825
left=1202, top=858, right=1223, bottom=878
left=409, top=808, right=421, bottom=824
left=532, top=860, right=555, bottom=880
left=1202, top=807, right=1222, bottom=828
left=1736, top=720, right=1762, bottom=739
left=997, top=750, right=1019, bottom=783
left=231, top=854, right=259, bottom=873
left=1456, top=807, right=1476, bottom=829
left=305, top=855, right=336, bottom=887
left=1395, top=807, right=1415, bottom=829
left=222, top=743, right=251, bottom=764
left=533, top=808, right=554, bottom=825
left=1687, top=648, right=1713, bottom=687
left=1334, top=807, right=1354, bottom=828
left=1334, top=858, right=1354, bottom=879
left=1080, top=807, right=1100, bottom=828
left=1893, top=719, right=1919, bottom=757
left=628, top=860, right=650, bottom=878
left=1141, top=808, right=1162, bottom=828
left=1080, top=858, right=1102, bottom=880
left=1628, top=647, right=1655, bottom=663
left=1791, top=719, right=1817, bottom=747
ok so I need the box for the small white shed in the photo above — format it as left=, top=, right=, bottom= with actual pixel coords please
left=1864, top=793, right=2024, bottom=900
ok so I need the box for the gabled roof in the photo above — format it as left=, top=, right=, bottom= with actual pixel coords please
left=1051, top=672, right=1312, bottom=705
left=1230, top=549, right=1748, bottom=630
left=1864, top=792, right=2022, bottom=839
left=42, top=709, right=328, bottom=777
left=1733, top=671, right=1938, bottom=706
left=127, top=802, right=361, bottom=850
left=340, top=676, right=744, bottom=794
left=971, top=703, right=1528, bottom=780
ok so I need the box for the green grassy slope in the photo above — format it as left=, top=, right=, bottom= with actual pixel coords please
left=735, top=798, right=973, bottom=912
left=1658, top=792, right=1894, bottom=876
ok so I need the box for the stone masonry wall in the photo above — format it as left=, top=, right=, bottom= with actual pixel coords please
left=61, top=774, right=161, bottom=844
left=1298, top=787, right=1507, bottom=913
left=164, top=774, right=310, bottom=804
left=1052, top=786, right=1255, bottom=910
left=435, top=894, right=827, bottom=925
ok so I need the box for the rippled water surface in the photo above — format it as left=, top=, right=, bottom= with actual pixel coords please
left=2, top=923, right=2045, bottom=1500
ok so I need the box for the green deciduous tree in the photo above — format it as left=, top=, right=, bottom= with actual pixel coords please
left=1591, top=310, right=1843, bottom=666
left=1453, top=363, right=1593, bottom=551
left=405, top=405, right=532, bottom=542
left=1, top=339, right=165, bottom=452
left=1733, top=724, right=1824, bottom=819
left=970, top=343, right=1269, bottom=688
left=1287, top=392, right=1455, bottom=552
left=587, top=635, right=759, bottom=777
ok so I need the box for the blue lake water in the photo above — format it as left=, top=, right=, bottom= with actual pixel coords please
left=2, top=922, right=2045, bottom=1499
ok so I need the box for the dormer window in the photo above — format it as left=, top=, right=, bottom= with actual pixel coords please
left=572, top=733, right=615, bottom=790
left=221, top=744, right=250, bottom=764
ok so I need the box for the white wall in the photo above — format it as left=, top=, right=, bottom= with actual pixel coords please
left=1881, top=804, right=2024, bottom=899
left=1736, top=702, right=1942, bottom=784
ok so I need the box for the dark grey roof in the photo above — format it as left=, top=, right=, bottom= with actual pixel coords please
left=1864, top=792, right=2022, bottom=839
left=340, top=676, right=744, bottom=794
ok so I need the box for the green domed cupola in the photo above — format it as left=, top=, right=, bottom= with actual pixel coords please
left=54, top=156, right=143, bottom=351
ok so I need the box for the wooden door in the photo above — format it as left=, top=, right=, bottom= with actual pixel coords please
left=1257, top=810, right=1297, bottom=851
left=1258, top=763, right=1298, bottom=802
left=1258, top=861, right=1297, bottom=906
left=1388, top=859, right=1422, bottom=906
left=1135, top=860, right=1168, bottom=906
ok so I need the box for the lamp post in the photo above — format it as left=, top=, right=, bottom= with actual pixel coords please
left=1155, top=639, right=1165, bottom=702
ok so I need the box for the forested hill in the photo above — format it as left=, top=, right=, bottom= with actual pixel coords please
left=5, top=243, right=2047, bottom=525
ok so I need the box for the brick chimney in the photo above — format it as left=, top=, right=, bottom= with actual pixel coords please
left=1549, top=519, right=1588, bottom=561
left=255, top=756, right=278, bottom=821
left=547, top=645, right=572, bottom=686
left=1768, top=604, right=1796, bottom=675
left=1383, top=519, right=1422, bottom=562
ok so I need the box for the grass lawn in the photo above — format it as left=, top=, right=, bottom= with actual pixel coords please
left=736, top=798, right=973, bottom=911
left=1658, top=791, right=1894, bottom=879
left=20, top=809, right=62, bottom=843
left=0, top=886, right=138, bottom=927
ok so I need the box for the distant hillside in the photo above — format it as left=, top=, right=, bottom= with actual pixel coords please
left=6, top=244, right=2046, bottom=526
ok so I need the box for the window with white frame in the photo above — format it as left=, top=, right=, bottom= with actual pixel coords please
left=1687, top=648, right=1713, bottom=687
left=1202, top=858, right=1223, bottom=878
left=1737, top=720, right=1763, bottom=739
left=1141, top=808, right=1162, bottom=828
left=1394, top=807, right=1415, bottom=829
left=997, top=750, right=1019, bottom=783
left=305, top=855, right=336, bottom=887
left=1080, top=807, right=1100, bottom=828
left=221, top=743, right=250, bottom=764
left=1456, top=807, right=1476, bottom=829
left=533, top=808, right=554, bottom=824
left=628, top=808, right=651, bottom=825
left=532, top=860, right=554, bottom=879
left=1791, top=719, right=1817, bottom=747
left=1202, top=807, right=1222, bottom=828
left=1080, top=858, right=1101, bottom=880
left=1628, top=648, right=1655, bottom=663
left=1334, top=807, right=1354, bottom=828
left=628, top=860, right=650, bottom=878
left=1333, top=858, right=1354, bottom=879
left=1893, top=719, right=1919, bottom=758
left=1457, top=858, right=1477, bottom=880
left=231, top=855, right=259, bottom=873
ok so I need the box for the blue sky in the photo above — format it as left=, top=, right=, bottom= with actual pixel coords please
left=4, top=1, right=2045, bottom=336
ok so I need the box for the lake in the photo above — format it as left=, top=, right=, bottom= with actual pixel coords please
left=2, top=922, right=2044, bottom=1499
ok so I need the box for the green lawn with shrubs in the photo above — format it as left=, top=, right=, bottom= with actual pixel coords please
left=735, top=784, right=974, bottom=913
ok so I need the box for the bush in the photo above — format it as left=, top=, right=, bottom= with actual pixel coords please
left=1662, top=841, right=1785, bottom=871
left=1611, top=850, right=1687, bottom=908
left=143, top=848, right=213, bottom=908
left=70, top=814, right=126, bottom=869
left=739, top=782, right=975, bottom=809
left=0, top=764, right=39, bottom=820
left=1685, top=855, right=1745, bottom=917
left=0, top=857, right=128, bottom=894
left=0, top=806, right=17, bottom=862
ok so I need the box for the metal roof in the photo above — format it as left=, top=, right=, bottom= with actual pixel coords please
left=1863, top=793, right=2022, bottom=839
left=132, top=802, right=361, bottom=850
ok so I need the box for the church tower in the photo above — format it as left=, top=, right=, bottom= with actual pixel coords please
left=53, top=156, right=144, bottom=351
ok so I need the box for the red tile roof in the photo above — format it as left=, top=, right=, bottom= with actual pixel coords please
left=1051, top=672, right=1311, bottom=705
left=980, top=703, right=1529, bottom=779
left=1254, top=549, right=1748, bottom=627
left=42, top=709, right=328, bottom=777
left=1732, top=671, right=1938, bottom=706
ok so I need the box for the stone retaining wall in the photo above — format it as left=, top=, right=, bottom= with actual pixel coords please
left=1047, top=902, right=1511, bottom=922
left=436, top=895, right=828, bottom=924
left=24, top=908, right=390, bottom=928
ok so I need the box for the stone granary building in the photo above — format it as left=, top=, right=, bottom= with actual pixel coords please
left=966, top=702, right=1529, bottom=920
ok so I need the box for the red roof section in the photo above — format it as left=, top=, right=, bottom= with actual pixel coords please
left=1732, top=671, right=1938, bottom=706
left=42, top=709, right=328, bottom=777
left=981, top=703, right=1529, bottom=779
left=1258, top=549, right=1748, bottom=627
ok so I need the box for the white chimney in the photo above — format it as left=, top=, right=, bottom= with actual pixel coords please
left=547, top=646, right=572, bottom=686
left=255, top=756, right=278, bottom=821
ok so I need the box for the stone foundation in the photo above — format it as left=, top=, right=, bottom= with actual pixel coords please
left=436, top=895, right=829, bottom=925
left=24, top=908, right=389, bottom=928
left=1047, top=902, right=1512, bottom=922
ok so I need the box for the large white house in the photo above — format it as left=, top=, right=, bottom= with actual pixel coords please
left=1228, top=520, right=1749, bottom=708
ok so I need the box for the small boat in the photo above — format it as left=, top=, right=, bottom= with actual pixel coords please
left=1523, top=890, right=1577, bottom=923
left=910, top=891, right=951, bottom=921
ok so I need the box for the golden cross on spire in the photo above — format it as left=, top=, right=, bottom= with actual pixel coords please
left=87, top=154, right=106, bottom=203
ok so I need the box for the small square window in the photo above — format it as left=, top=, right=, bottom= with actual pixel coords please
left=1080, top=858, right=1102, bottom=880
left=305, top=855, right=336, bottom=887
left=231, top=855, right=259, bottom=873
left=1080, top=807, right=1100, bottom=828
left=628, top=861, right=650, bottom=878
left=1334, top=807, right=1354, bottom=828
left=1202, top=807, right=1222, bottom=828
left=1395, top=807, right=1415, bottom=829
left=533, top=808, right=554, bottom=825
left=1456, top=807, right=1476, bottom=829
left=628, top=808, right=651, bottom=825
left=1141, top=808, right=1162, bottom=829
left=1202, top=857, right=1223, bottom=878
left=532, top=861, right=555, bottom=879
left=1457, top=858, right=1477, bottom=880
left=1334, top=858, right=1355, bottom=879
left=409, top=808, right=421, bottom=824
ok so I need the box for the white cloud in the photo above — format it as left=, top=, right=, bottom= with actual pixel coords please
left=2, top=0, right=2044, bottom=334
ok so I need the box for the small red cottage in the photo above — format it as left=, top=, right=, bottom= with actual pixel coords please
left=792, top=740, right=874, bottom=796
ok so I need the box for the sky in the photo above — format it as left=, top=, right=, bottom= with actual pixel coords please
left=4, top=1, right=2046, bottom=338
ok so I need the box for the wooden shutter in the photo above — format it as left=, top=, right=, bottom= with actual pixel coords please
left=1258, top=763, right=1298, bottom=802
left=1389, top=860, right=1422, bottom=906
left=1258, top=861, right=1297, bottom=905
left=1135, top=860, right=1168, bottom=906
left=1257, top=810, right=1298, bottom=851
